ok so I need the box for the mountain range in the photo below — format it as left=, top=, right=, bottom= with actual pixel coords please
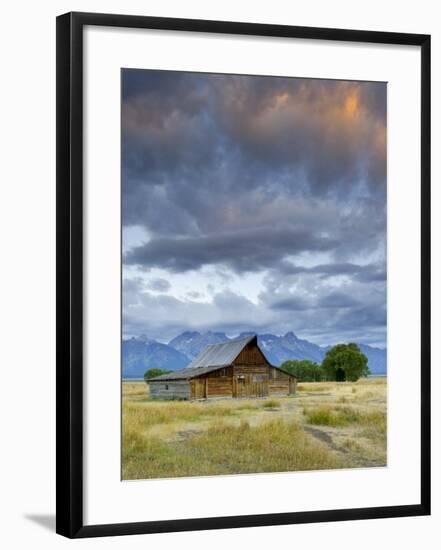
left=122, top=335, right=189, bottom=378
left=122, top=331, right=387, bottom=378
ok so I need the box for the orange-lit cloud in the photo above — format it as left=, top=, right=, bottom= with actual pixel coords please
left=121, top=70, right=387, bottom=345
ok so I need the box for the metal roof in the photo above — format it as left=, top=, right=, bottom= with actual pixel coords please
left=148, top=335, right=257, bottom=381
left=185, top=335, right=257, bottom=370
left=148, top=364, right=228, bottom=381
left=147, top=334, right=297, bottom=382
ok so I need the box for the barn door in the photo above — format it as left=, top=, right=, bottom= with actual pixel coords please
left=251, top=374, right=267, bottom=397
left=234, top=376, right=246, bottom=398
left=192, top=378, right=207, bottom=399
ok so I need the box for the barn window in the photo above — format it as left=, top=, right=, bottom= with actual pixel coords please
left=165, top=384, right=169, bottom=390
left=220, top=368, right=226, bottom=377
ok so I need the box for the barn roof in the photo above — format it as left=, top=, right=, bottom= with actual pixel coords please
left=185, top=334, right=257, bottom=370
left=149, top=335, right=258, bottom=381
left=148, top=334, right=297, bottom=382
left=148, top=364, right=228, bottom=381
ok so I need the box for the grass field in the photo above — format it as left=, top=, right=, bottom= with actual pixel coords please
left=122, top=378, right=387, bottom=480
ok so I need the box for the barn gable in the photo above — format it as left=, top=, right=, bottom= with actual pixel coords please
left=185, top=335, right=258, bottom=370
left=233, top=339, right=271, bottom=367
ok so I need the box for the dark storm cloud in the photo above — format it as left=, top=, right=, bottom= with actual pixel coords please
left=264, top=275, right=380, bottom=313
left=122, top=69, right=387, bottom=345
left=269, top=296, right=311, bottom=311
left=255, top=263, right=386, bottom=345
left=210, top=76, right=387, bottom=195
left=318, top=292, right=359, bottom=309
left=124, top=227, right=337, bottom=273
left=277, top=261, right=386, bottom=282
left=122, top=70, right=386, bottom=236
left=122, top=71, right=386, bottom=190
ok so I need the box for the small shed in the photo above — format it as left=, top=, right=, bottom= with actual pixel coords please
left=148, top=335, right=297, bottom=400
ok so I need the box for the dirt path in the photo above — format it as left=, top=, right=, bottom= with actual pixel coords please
left=303, top=425, right=348, bottom=454
left=303, top=425, right=385, bottom=468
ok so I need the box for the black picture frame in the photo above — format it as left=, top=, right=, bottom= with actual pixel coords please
left=56, top=11, right=431, bottom=539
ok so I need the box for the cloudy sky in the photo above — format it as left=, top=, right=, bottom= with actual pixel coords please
left=122, top=69, right=387, bottom=347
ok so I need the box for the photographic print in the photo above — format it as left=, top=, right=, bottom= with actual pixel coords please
left=121, top=69, right=387, bottom=481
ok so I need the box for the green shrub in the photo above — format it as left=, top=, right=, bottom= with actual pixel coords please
left=144, top=368, right=172, bottom=382
left=304, top=405, right=386, bottom=431
left=263, top=399, right=281, bottom=408
left=281, top=359, right=325, bottom=381
left=304, top=406, right=358, bottom=426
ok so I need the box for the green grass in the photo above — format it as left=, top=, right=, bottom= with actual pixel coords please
left=262, top=399, right=281, bottom=408
left=304, top=405, right=386, bottom=429
left=359, top=410, right=387, bottom=438
left=304, top=406, right=344, bottom=426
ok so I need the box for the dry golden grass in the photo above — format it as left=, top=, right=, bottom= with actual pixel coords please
left=123, top=418, right=343, bottom=480
left=123, top=381, right=150, bottom=400
left=122, top=377, right=387, bottom=479
left=297, top=383, right=334, bottom=392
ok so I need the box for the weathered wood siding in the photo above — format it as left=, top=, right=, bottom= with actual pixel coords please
left=234, top=343, right=269, bottom=366
left=231, top=342, right=271, bottom=397
left=232, top=365, right=267, bottom=397
left=268, top=366, right=296, bottom=395
left=190, top=378, right=206, bottom=399
left=289, top=376, right=297, bottom=395
left=190, top=366, right=234, bottom=399
left=207, top=377, right=233, bottom=397
left=149, top=380, right=190, bottom=400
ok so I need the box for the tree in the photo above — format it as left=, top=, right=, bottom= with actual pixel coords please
left=144, top=368, right=172, bottom=382
left=281, top=359, right=325, bottom=382
left=321, top=343, right=370, bottom=382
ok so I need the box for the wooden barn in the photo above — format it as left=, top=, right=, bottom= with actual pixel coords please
left=148, top=335, right=297, bottom=400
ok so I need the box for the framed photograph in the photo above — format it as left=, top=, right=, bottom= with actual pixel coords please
left=56, top=11, right=431, bottom=538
